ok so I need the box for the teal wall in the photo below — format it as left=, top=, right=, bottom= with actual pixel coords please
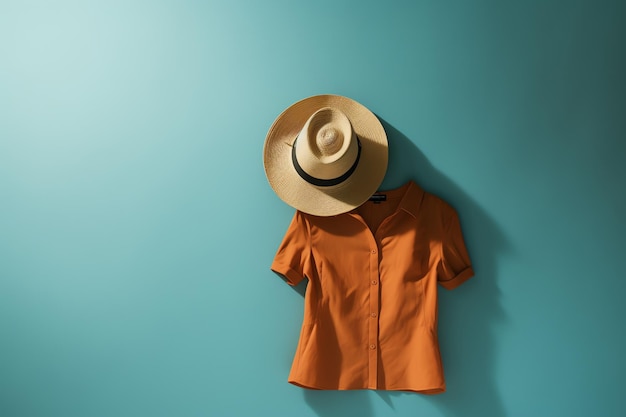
left=1, top=1, right=625, bottom=416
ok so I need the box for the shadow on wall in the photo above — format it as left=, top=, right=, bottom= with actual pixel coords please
left=295, top=119, right=510, bottom=417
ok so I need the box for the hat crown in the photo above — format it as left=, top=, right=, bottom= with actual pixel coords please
left=316, top=127, right=343, bottom=156
left=295, top=107, right=359, bottom=180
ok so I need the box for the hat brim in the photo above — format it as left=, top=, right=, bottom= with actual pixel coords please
left=264, top=95, right=388, bottom=216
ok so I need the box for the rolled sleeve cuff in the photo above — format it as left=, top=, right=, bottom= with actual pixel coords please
left=439, top=266, right=474, bottom=290
left=271, top=262, right=305, bottom=286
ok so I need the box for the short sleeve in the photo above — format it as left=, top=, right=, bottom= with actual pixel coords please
left=270, top=211, right=310, bottom=286
left=437, top=204, right=474, bottom=290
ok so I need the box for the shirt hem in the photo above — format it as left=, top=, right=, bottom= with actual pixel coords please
left=288, top=379, right=446, bottom=395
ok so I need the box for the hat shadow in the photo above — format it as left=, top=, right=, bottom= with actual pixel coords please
left=293, top=118, right=509, bottom=417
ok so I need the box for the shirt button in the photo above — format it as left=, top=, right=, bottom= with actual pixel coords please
left=371, top=249, right=377, bottom=254
left=370, top=312, right=377, bottom=318
left=371, top=280, right=378, bottom=285
left=369, top=344, right=377, bottom=350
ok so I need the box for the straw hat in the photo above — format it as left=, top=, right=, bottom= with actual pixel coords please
left=263, top=94, right=388, bottom=216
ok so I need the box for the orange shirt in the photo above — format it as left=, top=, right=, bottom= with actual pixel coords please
left=271, top=181, right=474, bottom=393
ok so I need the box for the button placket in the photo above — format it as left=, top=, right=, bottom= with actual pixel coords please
left=348, top=212, right=383, bottom=391
left=367, top=241, right=380, bottom=389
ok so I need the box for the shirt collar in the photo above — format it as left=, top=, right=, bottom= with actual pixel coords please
left=343, top=180, right=424, bottom=220
left=397, top=180, right=424, bottom=219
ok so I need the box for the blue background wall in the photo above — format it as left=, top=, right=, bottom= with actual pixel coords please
left=1, top=1, right=625, bottom=416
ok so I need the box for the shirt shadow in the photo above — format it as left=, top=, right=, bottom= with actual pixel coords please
left=373, top=119, right=509, bottom=417
left=291, top=118, right=509, bottom=417
left=302, top=389, right=376, bottom=417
